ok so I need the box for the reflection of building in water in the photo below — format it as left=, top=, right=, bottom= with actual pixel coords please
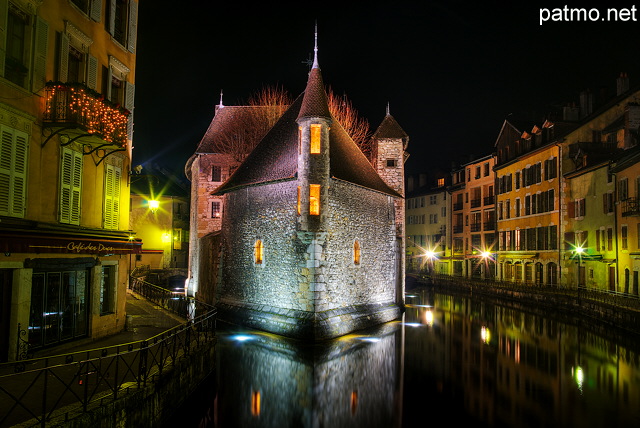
left=403, top=290, right=640, bottom=426
left=215, top=323, right=402, bottom=427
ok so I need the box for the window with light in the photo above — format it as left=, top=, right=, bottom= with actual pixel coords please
left=254, top=240, right=264, bottom=264
left=309, top=184, right=320, bottom=215
left=310, top=124, right=321, bottom=154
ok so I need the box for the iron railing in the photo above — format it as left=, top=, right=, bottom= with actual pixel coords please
left=0, top=281, right=216, bottom=427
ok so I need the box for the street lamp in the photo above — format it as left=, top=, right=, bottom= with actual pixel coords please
left=148, top=199, right=159, bottom=213
left=575, top=246, right=585, bottom=288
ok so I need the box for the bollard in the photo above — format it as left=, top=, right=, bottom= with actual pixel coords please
left=125, top=314, right=133, bottom=331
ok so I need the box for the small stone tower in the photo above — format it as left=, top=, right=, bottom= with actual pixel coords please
left=371, top=107, right=409, bottom=305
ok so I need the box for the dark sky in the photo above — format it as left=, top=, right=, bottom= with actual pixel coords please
left=133, top=1, right=640, bottom=178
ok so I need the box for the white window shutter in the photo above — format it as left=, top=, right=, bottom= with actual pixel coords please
left=90, top=0, right=102, bottom=22
left=58, top=32, right=69, bottom=82
left=87, top=55, right=98, bottom=90
left=0, top=1, right=7, bottom=77
left=108, top=0, right=116, bottom=36
left=60, top=149, right=73, bottom=223
left=124, top=81, right=135, bottom=110
left=32, top=17, right=49, bottom=92
left=127, top=0, right=137, bottom=53
left=71, top=151, right=82, bottom=225
left=104, top=164, right=114, bottom=228
left=11, top=131, right=27, bottom=217
left=0, top=128, right=13, bottom=215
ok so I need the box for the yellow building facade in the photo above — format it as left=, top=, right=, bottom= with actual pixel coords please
left=0, top=0, right=139, bottom=361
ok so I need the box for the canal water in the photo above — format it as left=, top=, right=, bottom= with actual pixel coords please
left=163, top=286, right=640, bottom=427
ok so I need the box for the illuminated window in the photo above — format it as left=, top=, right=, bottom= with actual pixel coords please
left=251, top=390, right=261, bottom=417
left=309, top=184, right=320, bottom=215
left=297, top=186, right=301, bottom=215
left=254, top=240, right=264, bottom=264
left=310, top=124, right=321, bottom=154
left=353, top=240, right=361, bottom=265
left=350, top=390, right=358, bottom=415
left=212, top=201, right=221, bottom=218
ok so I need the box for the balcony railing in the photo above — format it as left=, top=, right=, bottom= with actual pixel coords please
left=470, top=223, right=481, bottom=232
left=470, top=198, right=481, bottom=208
left=484, top=195, right=495, bottom=205
left=453, top=225, right=463, bottom=233
left=43, top=82, right=130, bottom=147
left=484, top=221, right=495, bottom=231
left=622, top=198, right=640, bottom=217
left=453, top=202, right=463, bottom=211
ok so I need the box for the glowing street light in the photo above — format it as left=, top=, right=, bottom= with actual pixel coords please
left=148, top=199, right=159, bottom=213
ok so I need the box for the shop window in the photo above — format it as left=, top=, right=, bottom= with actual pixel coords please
left=309, top=184, right=320, bottom=215
left=310, top=124, right=321, bottom=154
left=254, top=240, right=264, bottom=264
left=100, top=265, right=116, bottom=314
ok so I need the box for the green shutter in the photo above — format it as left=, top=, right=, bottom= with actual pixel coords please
left=124, top=82, right=135, bottom=142
left=90, top=0, right=102, bottom=22
left=58, top=32, right=69, bottom=82
left=127, top=0, right=137, bottom=53
left=32, top=17, right=49, bottom=92
left=0, top=0, right=8, bottom=77
left=87, top=54, right=98, bottom=89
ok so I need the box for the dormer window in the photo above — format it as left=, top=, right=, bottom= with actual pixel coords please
left=309, top=184, right=320, bottom=215
left=310, top=124, right=321, bottom=154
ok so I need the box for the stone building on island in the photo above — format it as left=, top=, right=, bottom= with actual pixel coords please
left=189, top=46, right=408, bottom=340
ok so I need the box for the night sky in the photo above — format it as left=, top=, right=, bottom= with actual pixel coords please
left=133, top=1, right=640, bottom=179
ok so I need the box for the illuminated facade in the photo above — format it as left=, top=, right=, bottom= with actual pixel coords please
left=129, top=167, right=189, bottom=270
left=211, top=52, right=405, bottom=340
left=405, top=174, right=449, bottom=274
left=0, top=0, right=139, bottom=361
left=495, top=74, right=640, bottom=288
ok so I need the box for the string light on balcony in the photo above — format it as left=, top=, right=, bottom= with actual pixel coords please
left=44, top=82, right=130, bottom=147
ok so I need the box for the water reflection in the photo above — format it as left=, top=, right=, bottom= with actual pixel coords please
left=216, top=323, right=403, bottom=427
left=172, top=287, right=640, bottom=427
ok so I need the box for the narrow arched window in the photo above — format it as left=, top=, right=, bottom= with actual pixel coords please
left=254, top=240, right=263, bottom=264
left=297, top=186, right=301, bottom=215
left=310, top=124, right=321, bottom=154
left=353, top=240, right=361, bottom=265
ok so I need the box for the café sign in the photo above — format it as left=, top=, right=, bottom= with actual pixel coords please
left=0, top=233, right=142, bottom=255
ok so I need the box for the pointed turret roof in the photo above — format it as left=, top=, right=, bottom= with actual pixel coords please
left=372, top=112, right=409, bottom=140
left=297, top=65, right=331, bottom=120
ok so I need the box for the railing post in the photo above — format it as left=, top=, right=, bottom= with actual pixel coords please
left=139, top=340, right=148, bottom=387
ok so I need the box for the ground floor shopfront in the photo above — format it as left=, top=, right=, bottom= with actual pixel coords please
left=0, top=228, right=141, bottom=362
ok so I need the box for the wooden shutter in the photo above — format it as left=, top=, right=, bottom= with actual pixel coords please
left=0, top=0, right=7, bottom=76
left=87, top=55, right=98, bottom=90
left=104, top=164, right=121, bottom=229
left=70, top=151, right=82, bottom=224
left=32, top=17, right=49, bottom=92
left=127, top=0, right=137, bottom=53
left=90, top=0, right=102, bottom=22
left=0, top=127, right=28, bottom=218
left=60, top=148, right=82, bottom=225
left=124, top=82, right=135, bottom=142
left=11, top=131, right=27, bottom=217
left=567, top=201, right=575, bottom=218
left=57, top=32, right=69, bottom=82
left=108, top=0, right=116, bottom=36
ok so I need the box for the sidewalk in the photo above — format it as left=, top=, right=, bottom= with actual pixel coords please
left=38, top=289, right=185, bottom=358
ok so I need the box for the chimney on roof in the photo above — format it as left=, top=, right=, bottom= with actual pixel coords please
left=617, top=72, right=630, bottom=96
left=563, top=102, right=579, bottom=121
left=580, top=90, right=593, bottom=118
